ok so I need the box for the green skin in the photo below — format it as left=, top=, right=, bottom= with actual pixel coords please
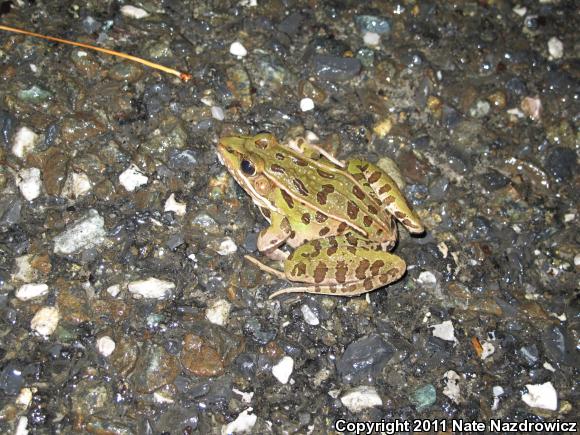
left=217, top=133, right=424, bottom=298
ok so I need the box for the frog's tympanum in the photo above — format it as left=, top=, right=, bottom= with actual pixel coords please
left=217, top=133, right=424, bottom=298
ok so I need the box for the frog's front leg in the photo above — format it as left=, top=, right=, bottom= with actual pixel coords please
left=269, top=235, right=406, bottom=298
left=347, top=159, right=424, bottom=234
left=256, top=209, right=291, bottom=261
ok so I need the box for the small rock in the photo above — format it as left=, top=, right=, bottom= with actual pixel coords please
left=363, top=32, right=380, bottom=46
left=12, top=255, right=36, bottom=282
left=119, top=165, right=148, bottom=192
left=521, top=96, right=542, bottom=121
left=53, top=209, right=106, bottom=255
left=106, top=284, right=121, bottom=298
left=15, top=387, right=33, bottom=409
left=417, top=271, right=437, bottom=290
left=272, top=356, right=294, bottom=384
left=299, top=97, right=314, bottom=112
left=492, top=385, right=504, bottom=411
left=355, top=15, right=391, bottom=34
left=31, top=306, right=59, bottom=337
left=11, top=127, right=38, bottom=159
left=340, top=386, right=382, bottom=412
left=15, top=417, right=28, bottom=435
left=206, top=299, right=232, bottom=326
left=222, top=408, right=257, bottom=435
left=211, top=106, right=225, bottom=121
left=300, top=304, right=319, bottom=326
left=431, top=320, right=457, bottom=343
left=443, top=370, right=462, bottom=404
left=547, top=37, right=563, bottom=59
left=411, top=384, right=436, bottom=411
left=164, top=193, right=187, bottom=216
left=480, top=341, right=495, bottom=359
left=16, top=168, right=42, bottom=201
left=310, top=55, right=362, bottom=81
left=336, top=334, right=394, bottom=382
left=230, top=41, right=248, bottom=57
left=61, top=172, right=92, bottom=199
left=96, top=336, right=116, bottom=357
left=521, top=382, right=558, bottom=411
left=217, top=237, right=237, bottom=255
left=128, top=277, right=175, bottom=299
left=15, top=283, right=49, bottom=301
left=180, top=334, right=224, bottom=377
left=120, top=5, right=150, bottom=19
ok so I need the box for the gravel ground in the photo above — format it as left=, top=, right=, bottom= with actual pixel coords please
left=0, top=1, right=578, bottom=433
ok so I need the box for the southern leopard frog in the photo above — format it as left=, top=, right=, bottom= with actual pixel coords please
left=217, top=133, right=424, bottom=298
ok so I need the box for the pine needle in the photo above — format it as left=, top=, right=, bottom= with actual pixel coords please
left=0, top=24, right=192, bottom=82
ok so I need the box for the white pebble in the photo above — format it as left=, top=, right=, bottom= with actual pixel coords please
left=12, top=255, right=36, bottom=282
left=106, top=284, right=121, bottom=298
left=417, top=270, right=437, bottom=288
left=217, top=237, right=238, bottom=255
left=272, top=356, right=294, bottom=384
left=128, top=277, right=175, bottom=299
left=301, top=304, right=320, bottom=326
left=363, top=31, right=381, bottom=46
left=96, top=336, right=116, bottom=357
left=299, top=97, right=315, bottom=112
left=15, top=416, right=28, bottom=435
left=205, top=299, right=232, bottom=326
left=164, top=193, right=187, bottom=216
left=31, top=306, right=59, bottom=337
left=211, top=106, right=225, bottom=121
left=480, top=341, right=495, bottom=359
left=513, top=6, right=527, bottom=16
left=120, top=5, right=150, bottom=19
left=547, top=36, right=563, bottom=59
left=443, top=370, right=462, bottom=404
left=521, top=381, right=558, bottom=411
left=221, top=408, right=257, bottom=435
left=17, top=168, right=42, bottom=201
left=15, top=283, right=49, bottom=301
left=340, top=386, right=383, bottom=412
left=15, top=387, right=33, bottom=409
left=119, top=164, right=148, bottom=192
left=574, top=254, right=580, bottom=267
left=431, top=320, right=457, bottom=343
left=11, top=127, right=38, bottom=159
left=564, top=213, right=575, bottom=223
left=230, top=41, right=248, bottom=57
left=521, top=96, right=542, bottom=121
left=61, top=172, right=92, bottom=199
left=492, top=385, right=504, bottom=411
left=53, top=209, right=106, bottom=255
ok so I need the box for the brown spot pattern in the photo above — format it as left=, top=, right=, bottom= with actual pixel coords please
left=345, top=234, right=359, bottom=246
left=301, top=213, right=311, bottom=224
left=319, top=227, right=330, bottom=236
left=293, top=178, right=309, bottom=195
left=378, top=183, right=392, bottom=194
left=317, top=169, right=335, bottom=179
left=316, top=184, right=335, bottom=205
left=355, top=259, right=370, bottom=280
left=270, top=164, right=286, bottom=174
left=357, top=164, right=369, bottom=172
left=314, top=262, right=328, bottom=283
left=275, top=152, right=285, bottom=160
left=367, top=205, right=378, bottom=215
left=395, top=211, right=406, bottom=219
left=337, top=222, right=349, bottom=233
left=352, top=185, right=365, bottom=200
left=384, top=196, right=396, bottom=205
left=326, top=246, right=338, bottom=256
left=261, top=207, right=271, bottom=219
left=281, top=190, right=294, bottom=208
left=293, top=157, right=308, bottom=167
left=353, top=173, right=365, bottom=181
left=347, top=201, right=359, bottom=220
left=368, top=171, right=382, bottom=184
left=315, top=211, right=328, bottom=223
left=370, top=260, right=385, bottom=275
left=335, top=261, right=348, bottom=283
left=255, top=138, right=269, bottom=149
left=289, top=230, right=296, bottom=239
left=379, top=274, right=390, bottom=283
left=364, top=278, right=374, bottom=290
left=311, top=239, right=322, bottom=256
left=347, top=246, right=357, bottom=254
left=292, top=262, right=307, bottom=277
left=363, top=215, right=373, bottom=227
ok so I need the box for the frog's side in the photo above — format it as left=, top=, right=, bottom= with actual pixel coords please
left=217, top=133, right=424, bottom=298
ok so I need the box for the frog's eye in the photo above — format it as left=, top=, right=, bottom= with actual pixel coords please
left=240, top=159, right=256, bottom=176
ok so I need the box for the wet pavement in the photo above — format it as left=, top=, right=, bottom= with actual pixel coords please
left=0, top=0, right=578, bottom=433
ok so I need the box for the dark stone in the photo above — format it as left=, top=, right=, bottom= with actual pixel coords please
left=544, top=147, right=577, bottom=182
left=310, top=55, right=362, bottom=81
left=336, top=334, right=394, bottom=383
left=519, top=344, right=539, bottom=367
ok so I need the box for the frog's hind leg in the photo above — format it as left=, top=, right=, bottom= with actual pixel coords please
left=244, top=255, right=286, bottom=279
left=347, top=159, right=424, bottom=234
left=268, top=268, right=405, bottom=299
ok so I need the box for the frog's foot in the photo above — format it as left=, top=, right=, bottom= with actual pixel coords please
left=268, top=268, right=405, bottom=299
left=244, top=255, right=286, bottom=279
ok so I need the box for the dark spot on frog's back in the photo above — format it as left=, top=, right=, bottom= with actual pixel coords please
left=352, top=185, right=365, bottom=200
left=368, top=171, right=382, bottom=184
left=292, top=262, right=307, bottom=277
left=335, top=261, right=348, bottom=283
left=355, top=259, right=370, bottom=279
left=270, top=164, right=286, bottom=174
left=347, top=201, right=359, bottom=219
left=281, top=190, right=294, bottom=208
left=293, top=157, right=308, bottom=167
left=314, top=262, right=328, bottom=283
left=301, top=213, right=311, bottom=224
left=293, top=178, right=309, bottom=195
left=319, top=226, right=330, bottom=236
left=315, top=211, right=328, bottom=223
left=317, top=169, right=335, bottom=179
left=275, top=152, right=285, bottom=160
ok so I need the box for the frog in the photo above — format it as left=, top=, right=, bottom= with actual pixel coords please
left=217, top=133, right=424, bottom=298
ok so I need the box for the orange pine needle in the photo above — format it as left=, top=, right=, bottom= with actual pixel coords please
left=0, top=24, right=192, bottom=82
